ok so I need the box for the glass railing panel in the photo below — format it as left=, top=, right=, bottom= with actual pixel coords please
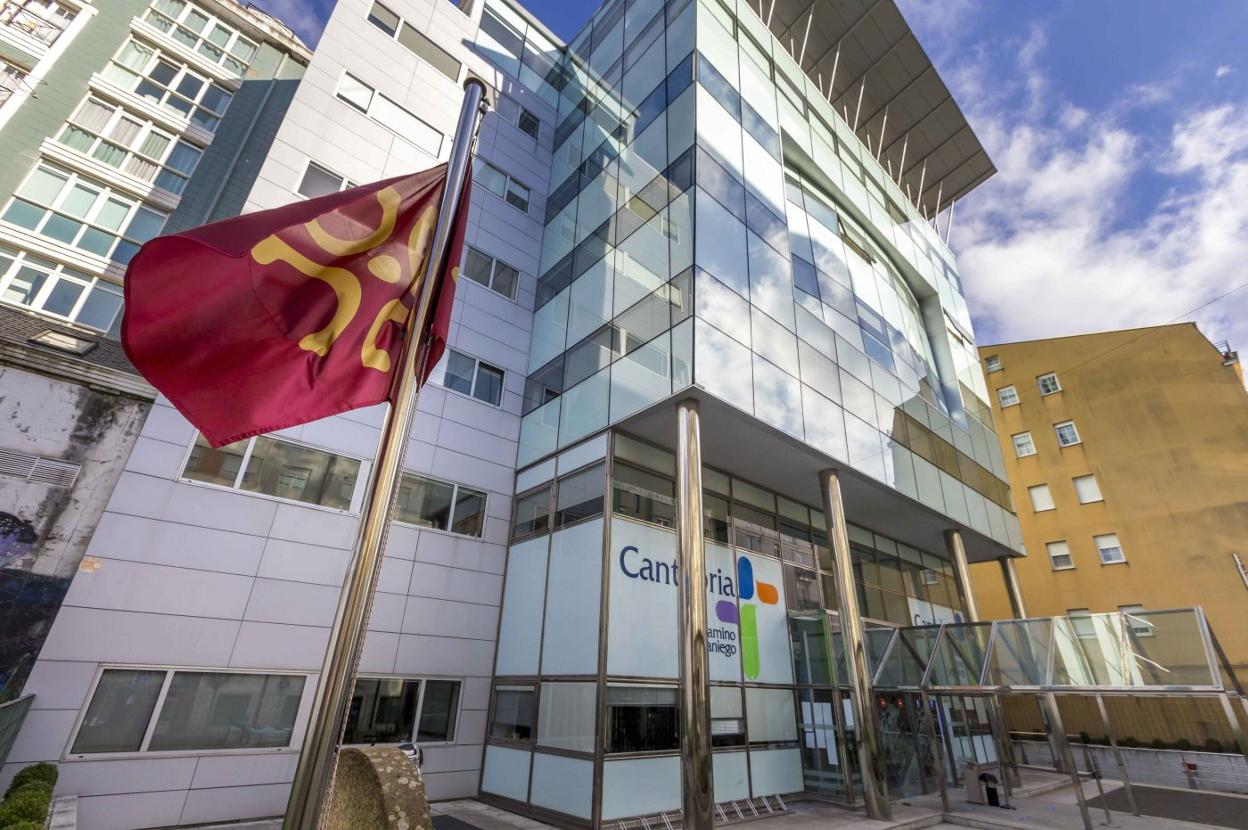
left=1126, top=609, right=1219, bottom=687
left=927, top=622, right=991, bottom=688
left=985, top=619, right=1053, bottom=687
left=1051, top=613, right=1131, bottom=687
left=874, top=625, right=941, bottom=689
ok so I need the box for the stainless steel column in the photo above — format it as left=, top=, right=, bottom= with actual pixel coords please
left=1095, top=694, right=1138, bottom=815
left=819, top=469, right=891, bottom=820
left=944, top=529, right=978, bottom=621
left=676, top=400, right=713, bottom=830
left=1043, top=692, right=1093, bottom=830
left=999, top=557, right=1028, bottom=618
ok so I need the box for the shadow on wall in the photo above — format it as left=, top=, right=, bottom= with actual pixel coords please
left=0, top=514, right=66, bottom=702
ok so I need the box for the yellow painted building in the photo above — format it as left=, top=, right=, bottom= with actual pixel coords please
left=969, top=323, right=1248, bottom=686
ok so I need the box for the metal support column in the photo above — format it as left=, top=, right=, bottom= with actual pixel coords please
left=1095, top=694, right=1138, bottom=816
left=676, top=400, right=713, bottom=830
left=1043, top=693, right=1093, bottom=830
left=820, top=469, right=891, bottom=820
left=944, top=529, right=978, bottom=621
left=1218, top=692, right=1248, bottom=765
left=999, top=557, right=1028, bottom=618
left=920, top=690, right=950, bottom=813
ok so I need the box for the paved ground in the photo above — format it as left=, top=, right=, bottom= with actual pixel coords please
left=1087, top=784, right=1248, bottom=830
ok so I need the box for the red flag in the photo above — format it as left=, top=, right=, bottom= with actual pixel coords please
left=122, top=164, right=470, bottom=447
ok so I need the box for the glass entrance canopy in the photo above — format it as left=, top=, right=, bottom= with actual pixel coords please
left=868, top=608, right=1241, bottom=694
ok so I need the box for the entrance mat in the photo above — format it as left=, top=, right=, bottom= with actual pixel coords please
left=1087, top=784, right=1248, bottom=829
left=432, top=815, right=487, bottom=830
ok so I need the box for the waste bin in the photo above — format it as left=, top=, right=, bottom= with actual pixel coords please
left=979, top=772, right=1000, bottom=807
left=963, top=762, right=987, bottom=804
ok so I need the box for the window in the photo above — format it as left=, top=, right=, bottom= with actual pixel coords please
left=366, top=1, right=461, bottom=81
left=606, top=685, right=679, bottom=753
left=1047, top=540, right=1074, bottom=570
left=343, top=676, right=460, bottom=745
left=0, top=60, right=27, bottom=105
left=461, top=245, right=519, bottom=299
left=1054, top=420, right=1081, bottom=447
left=710, top=686, right=745, bottom=747
left=537, top=682, right=595, bottom=752
left=612, top=462, right=675, bottom=527
left=1073, top=474, right=1102, bottom=503
left=473, top=158, right=529, bottom=212
left=438, top=348, right=504, bottom=405
left=490, top=686, right=533, bottom=741
left=1119, top=604, right=1153, bottom=637
left=1037, top=372, right=1061, bottom=395
left=985, top=354, right=1001, bottom=372
left=297, top=161, right=352, bottom=198
left=0, top=246, right=124, bottom=334
left=554, top=463, right=605, bottom=527
left=70, top=668, right=306, bottom=755
left=2, top=163, right=167, bottom=264
left=1012, top=432, right=1036, bottom=458
left=1027, top=484, right=1055, bottom=512
left=996, top=385, right=1019, bottom=408
left=394, top=472, right=486, bottom=537
left=1094, top=533, right=1125, bottom=564
left=512, top=484, right=551, bottom=540
left=101, top=37, right=233, bottom=132
left=516, top=106, right=540, bottom=141
left=183, top=433, right=361, bottom=511
left=1067, top=609, right=1096, bottom=640
left=142, top=0, right=258, bottom=76
left=334, top=73, right=444, bottom=158
left=58, top=96, right=204, bottom=194
left=1, top=0, right=75, bottom=47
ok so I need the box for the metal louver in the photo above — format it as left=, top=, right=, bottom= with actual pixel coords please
left=0, top=448, right=81, bottom=487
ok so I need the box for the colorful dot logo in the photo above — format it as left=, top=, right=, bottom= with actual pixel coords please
left=727, top=556, right=777, bottom=679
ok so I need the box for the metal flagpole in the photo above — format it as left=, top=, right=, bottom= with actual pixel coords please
left=283, top=76, right=489, bottom=830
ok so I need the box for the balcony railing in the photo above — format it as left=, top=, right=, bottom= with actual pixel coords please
left=0, top=1, right=73, bottom=47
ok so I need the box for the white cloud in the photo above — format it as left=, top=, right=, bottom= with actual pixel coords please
left=1216, top=65, right=1233, bottom=79
left=249, top=0, right=328, bottom=47
left=945, top=31, right=1248, bottom=354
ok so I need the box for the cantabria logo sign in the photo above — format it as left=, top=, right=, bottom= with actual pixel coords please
left=618, top=544, right=777, bottom=679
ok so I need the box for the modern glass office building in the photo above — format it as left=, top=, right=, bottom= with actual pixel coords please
left=4, top=0, right=1036, bottom=827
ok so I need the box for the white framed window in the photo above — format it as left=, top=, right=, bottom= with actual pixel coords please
left=395, top=471, right=487, bottom=538
left=182, top=432, right=364, bottom=512
left=343, top=676, right=461, bottom=745
left=435, top=347, right=505, bottom=406
left=1094, top=533, right=1125, bottom=565
left=516, top=106, right=540, bottom=141
left=1073, top=474, right=1102, bottom=504
left=1, top=162, right=167, bottom=264
left=365, top=1, right=461, bottom=81
left=101, top=37, right=234, bottom=133
left=1027, top=484, right=1054, bottom=512
left=985, top=354, right=1001, bottom=372
left=0, top=245, right=123, bottom=334
left=142, top=0, right=258, bottom=77
left=0, top=58, right=29, bottom=104
left=997, top=385, right=1019, bottom=408
left=1119, top=604, right=1153, bottom=637
left=1047, top=540, right=1074, bottom=570
left=1067, top=608, right=1095, bottom=640
left=1, top=0, right=76, bottom=47
left=67, top=666, right=307, bottom=757
left=473, top=157, right=529, bottom=212
left=1037, top=371, right=1061, bottom=395
left=461, top=244, right=519, bottom=299
left=1012, top=432, right=1036, bottom=458
left=334, top=72, right=444, bottom=158
left=58, top=96, right=204, bottom=194
left=296, top=160, right=354, bottom=199
left=1054, top=420, right=1081, bottom=447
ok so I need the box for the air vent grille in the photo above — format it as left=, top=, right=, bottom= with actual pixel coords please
left=0, top=448, right=80, bottom=487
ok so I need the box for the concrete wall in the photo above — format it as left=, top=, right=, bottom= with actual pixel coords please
left=0, top=366, right=150, bottom=698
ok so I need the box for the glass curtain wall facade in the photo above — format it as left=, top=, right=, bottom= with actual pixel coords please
left=474, top=0, right=1016, bottom=822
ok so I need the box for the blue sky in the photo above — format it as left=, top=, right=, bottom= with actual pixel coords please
left=256, top=0, right=1248, bottom=353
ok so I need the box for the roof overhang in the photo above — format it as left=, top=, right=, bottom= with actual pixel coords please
left=763, top=0, right=995, bottom=215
